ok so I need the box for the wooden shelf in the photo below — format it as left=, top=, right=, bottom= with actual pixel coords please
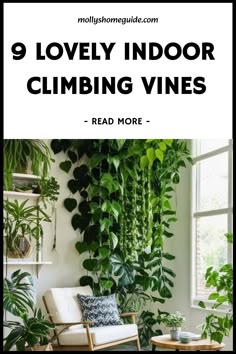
left=4, top=191, right=40, bottom=198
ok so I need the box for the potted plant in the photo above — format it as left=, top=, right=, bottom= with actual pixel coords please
left=161, top=311, right=186, bottom=340
left=32, top=176, right=60, bottom=208
left=4, top=139, right=54, bottom=191
left=198, top=233, right=233, bottom=343
left=3, top=270, right=54, bottom=351
left=3, top=199, right=51, bottom=259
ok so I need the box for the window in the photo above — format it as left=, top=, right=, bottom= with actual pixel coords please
left=191, top=140, right=233, bottom=305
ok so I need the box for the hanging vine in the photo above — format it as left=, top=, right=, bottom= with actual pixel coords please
left=51, top=138, right=192, bottom=346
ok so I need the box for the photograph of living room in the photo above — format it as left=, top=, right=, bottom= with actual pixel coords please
left=3, top=139, right=233, bottom=351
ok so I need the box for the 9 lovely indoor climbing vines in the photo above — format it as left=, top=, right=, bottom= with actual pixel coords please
left=51, top=139, right=192, bottom=346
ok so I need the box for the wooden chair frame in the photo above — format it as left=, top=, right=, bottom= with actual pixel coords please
left=42, top=296, right=141, bottom=351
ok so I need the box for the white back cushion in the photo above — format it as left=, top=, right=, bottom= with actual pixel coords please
left=44, top=286, right=92, bottom=324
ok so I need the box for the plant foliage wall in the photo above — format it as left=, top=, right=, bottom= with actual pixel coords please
left=51, top=139, right=192, bottom=345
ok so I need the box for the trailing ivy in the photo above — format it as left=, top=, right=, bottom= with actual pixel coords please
left=51, top=139, right=192, bottom=347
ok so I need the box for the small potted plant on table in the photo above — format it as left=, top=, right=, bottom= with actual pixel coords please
left=161, top=311, right=185, bottom=340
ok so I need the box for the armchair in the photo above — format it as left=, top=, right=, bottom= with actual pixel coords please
left=42, top=286, right=140, bottom=351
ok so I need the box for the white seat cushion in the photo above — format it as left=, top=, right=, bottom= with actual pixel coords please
left=44, top=286, right=93, bottom=325
left=57, top=323, right=138, bottom=346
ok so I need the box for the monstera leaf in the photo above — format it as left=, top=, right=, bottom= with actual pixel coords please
left=111, top=254, right=134, bottom=286
left=3, top=270, right=36, bottom=317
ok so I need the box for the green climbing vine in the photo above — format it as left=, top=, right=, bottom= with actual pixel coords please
left=51, top=139, right=192, bottom=346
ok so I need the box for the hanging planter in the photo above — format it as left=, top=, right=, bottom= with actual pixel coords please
left=3, top=199, right=51, bottom=260
left=5, top=235, right=32, bottom=259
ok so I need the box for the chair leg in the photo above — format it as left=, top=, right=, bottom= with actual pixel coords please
left=136, top=337, right=141, bottom=351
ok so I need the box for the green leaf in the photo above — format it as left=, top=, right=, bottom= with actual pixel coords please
left=111, top=254, right=134, bottom=286
left=67, top=150, right=77, bottom=163
left=147, top=148, right=155, bottom=167
left=100, top=218, right=112, bottom=232
left=89, top=241, right=99, bottom=252
left=89, top=154, right=106, bottom=168
left=163, top=139, right=173, bottom=147
left=163, top=230, right=174, bottom=238
left=59, top=160, right=72, bottom=173
left=224, top=232, right=233, bottom=244
left=216, top=295, right=228, bottom=304
left=211, top=331, right=224, bottom=344
left=67, top=179, right=78, bottom=194
left=208, top=292, right=219, bottom=300
left=155, top=149, right=164, bottom=163
left=167, top=217, right=178, bottom=223
left=163, top=199, right=172, bottom=210
left=151, top=296, right=165, bottom=304
left=107, top=156, right=120, bottom=171
left=64, top=198, right=77, bottom=212
left=219, top=264, right=232, bottom=272
left=71, top=214, right=81, bottom=230
left=100, top=279, right=113, bottom=289
left=75, top=241, right=89, bottom=254
left=171, top=171, right=180, bottom=184
left=3, top=270, right=35, bottom=317
left=83, top=259, right=98, bottom=272
left=163, top=210, right=176, bottom=216
left=158, top=142, right=166, bottom=151
left=79, top=276, right=94, bottom=288
left=162, top=266, right=176, bottom=277
left=110, top=232, right=118, bottom=249
left=140, top=155, right=148, bottom=170
left=99, top=247, right=110, bottom=258
left=162, top=253, right=175, bottom=260
left=83, top=224, right=100, bottom=244
left=198, top=301, right=206, bottom=308
left=116, top=139, right=126, bottom=150
left=100, top=173, right=119, bottom=194
left=159, top=285, right=172, bottom=298
left=101, top=201, right=111, bottom=212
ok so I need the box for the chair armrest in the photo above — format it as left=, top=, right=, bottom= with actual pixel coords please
left=120, top=312, right=138, bottom=318
left=120, top=312, right=138, bottom=324
left=50, top=321, right=93, bottom=343
left=53, top=321, right=92, bottom=326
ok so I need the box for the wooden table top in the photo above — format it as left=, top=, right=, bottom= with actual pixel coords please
left=150, top=334, right=225, bottom=351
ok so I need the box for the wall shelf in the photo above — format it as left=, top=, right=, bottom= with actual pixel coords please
left=4, top=261, right=52, bottom=278
left=3, top=191, right=40, bottom=198
left=12, top=173, right=41, bottom=180
left=3, top=261, right=52, bottom=265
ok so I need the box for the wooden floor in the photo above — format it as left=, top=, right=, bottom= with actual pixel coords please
left=101, top=343, right=151, bottom=351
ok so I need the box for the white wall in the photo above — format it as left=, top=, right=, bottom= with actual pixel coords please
left=155, top=160, right=233, bottom=351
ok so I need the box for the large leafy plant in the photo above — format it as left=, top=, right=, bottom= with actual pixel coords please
left=51, top=139, right=192, bottom=346
left=4, top=139, right=54, bottom=190
left=3, top=270, right=54, bottom=351
left=198, top=233, right=233, bottom=343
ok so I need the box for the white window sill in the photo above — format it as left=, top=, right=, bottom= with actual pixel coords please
left=191, top=299, right=232, bottom=314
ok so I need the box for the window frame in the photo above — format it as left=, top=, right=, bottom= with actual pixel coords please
left=190, top=140, right=233, bottom=310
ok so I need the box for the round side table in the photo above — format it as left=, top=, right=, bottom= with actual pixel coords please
left=150, top=334, right=225, bottom=351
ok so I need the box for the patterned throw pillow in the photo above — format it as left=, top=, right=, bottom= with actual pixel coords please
left=77, top=293, right=123, bottom=327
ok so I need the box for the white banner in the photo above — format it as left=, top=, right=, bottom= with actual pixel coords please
left=4, top=3, right=232, bottom=138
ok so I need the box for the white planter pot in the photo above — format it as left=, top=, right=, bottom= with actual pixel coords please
left=170, top=328, right=181, bottom=340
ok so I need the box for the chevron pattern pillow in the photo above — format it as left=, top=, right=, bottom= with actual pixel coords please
left=77, top=293, right=123, bottom=327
